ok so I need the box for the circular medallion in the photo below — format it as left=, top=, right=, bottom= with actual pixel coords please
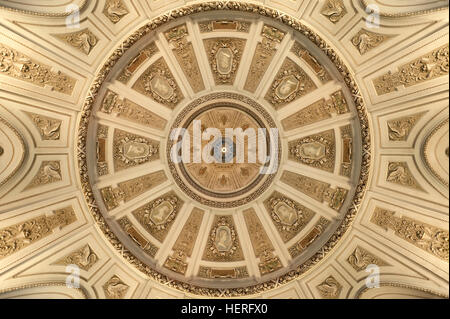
left=77, top=2, right=371, bottom=297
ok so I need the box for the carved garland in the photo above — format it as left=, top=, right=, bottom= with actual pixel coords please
left=76, top=1, right=371, bottom=297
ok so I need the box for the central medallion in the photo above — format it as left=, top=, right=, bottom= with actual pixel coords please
left=167, top=93, right=281, bottom=208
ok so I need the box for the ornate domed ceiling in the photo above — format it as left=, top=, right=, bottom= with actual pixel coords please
left=0, top=0, right=448, bottom=299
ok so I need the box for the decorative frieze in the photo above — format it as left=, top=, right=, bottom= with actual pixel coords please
left=289, top=217, right=329, bottom=258
left=244, top=25, right=285, bottom=93
left=0, top=206, right=76, bottom=259
left=243, top=209, right=282, bottom=275
left=281, top=90, right=349, bottom=131
left=100, top=170, right=167, bottom=211
left=371, top=207, right=449, bottom=261
left=281, top=171, right=348, bottom=211
left=291, top=42, right=331, bottom=83
left=374, top=44, right=449, bottom=95
left=198, top=266, right=248, bottom=279
left=101, top=90, right=167, bottom=131
left=0, top=44, right=75, bottom=94
left=117, top=42, right=158, bottom=84
left=165, top=24, right=205, bottom=93
left=340, top=124, right=353, bottom=177
left=198, top=20, right=251, bottom=33
left=96, top=125, right=109, bottom=176
left=118, top=216, right=158, bottom=257
left=164, top=208, right=204, bottom=275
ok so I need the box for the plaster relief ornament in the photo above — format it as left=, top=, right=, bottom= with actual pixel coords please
left=53, top=245, right=98, bottom=271
left=317, top=276, right=342, bottom=298
left=321, top=0, right=347, bottom=23
left=347, top=246, right=388, bottom=272
left=27, top=113, right=61, bottom=140
left=386, top=162, right=423, bottom=190
left=387, top=113, right=425, bottom=141
left=352, top=29, right=392, bottom=55
left=103, top=275, right=129, bottom=299
left=55, top=29, right=98, bottom=55
left=25, top=161, right=62, bottom=190
left=103, top=0, right=128, bottom=23
left=0, top=44, right=75, bottom=94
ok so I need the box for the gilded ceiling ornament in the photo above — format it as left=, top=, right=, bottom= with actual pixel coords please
left=103, top=275, right=129, bottom=299
left=202, top=215, right=244, bottom=262
left=198, top=266, right=248, bottom=279
left=289, top=129, right=336, bottom=173
left=25, top=161, right=62, bottom=190
left=76, top=2, right=372, bottom=296
left=347, top=246, right=388, bottom=272
left=0, top=44, right=75, bottom=94
left=204, top=38, right=246, bottom=85
left=0, top=207, right=76, bottom=259
left=264, top=192, right=315, bottom=243
left=113, top=129, right=159, bottom=171
left=198, top=20, right=251, bottom=33
left=386, top=162, right=423, bottom=190
left=317, top=276, right=342, bottom=298
left=103, top=0, right=128, bottom=24
left=321, top=0, right=347, bottom=23
left=243, top=209, right=283, bottom=275
left=117, top=43, right=158, bottom=84
left=351, top=29, right=392, bottom=55
left=132, top=192, right=182, bottom=243
left=53, top=245, right=98, bottom=271
left=100, top=170, right=167, bottom=211
left=96, top=124, right=109, bottom=176
left=164, top=209, right=204, bottom=275
left=374, top=44, right=449, bottom=95
left=289, top=217, right=329, bottom=258
left=281, top=90, right=349, bottom=131
left=281, top=171, right=348, bottom=211
left=55, top=29, right=98, bottom=55
left=387, top=113, right=425, bottom=141
left=244, top=25, right=285, bottom=93
left=265, top=58, right=317, bottom=109
left=371, top=207, right=449, bottom=261
left=291, top=42, right=331, bottom=83
left=118, top=217, right=158, bottom=257
left=340, top=124, right=353, bottom=177
left=165, top=24, right=205, bottom=93
left=133, top=57, right=182, bottom=108
left=101, top=90, right=167, bottom=131
left=27, top=113, right=61, bottom=140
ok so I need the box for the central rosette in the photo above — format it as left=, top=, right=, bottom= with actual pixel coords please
left=167, top=94, right=280, bottom=208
